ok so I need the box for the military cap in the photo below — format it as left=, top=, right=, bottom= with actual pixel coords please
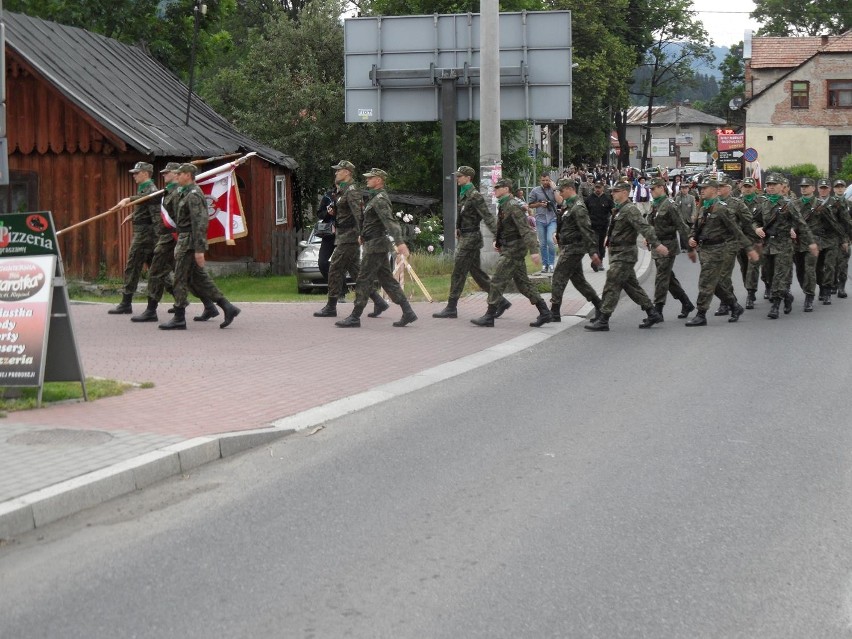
left=765, top=174, right=783, bottom=184
left=332, top=160, right=356, bottom=172
left=649, top=178, right=667, bottom=188
left=719, top=176, right=734, bottom=186
left=160, top=162, right=182, bottom=174
left=741, top=177, right=756, bottom=187
left=610, top=181, right=631, bottom=192
left=593, top=180, right=604, bottom=186
left=699, top=178, right=719, bottom=189
left=834, top=179, right=847, bottom=187
left=175, top=163, right=198, bottom=176
left=129, top=161, right=154, bottom=174
left=556, top=178, right=577, bottom=190
left=363, top=168, right=388, bottom=180
left=817, top=178, right=831, bottom=187
left=799, top=177, right=815, bottom=187
left=493, top=177, right=513, bottom=190
left=454, top=166, right=476, bottom=177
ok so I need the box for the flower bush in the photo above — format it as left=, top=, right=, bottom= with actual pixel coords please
left=394, top=210, right=445, bottom=253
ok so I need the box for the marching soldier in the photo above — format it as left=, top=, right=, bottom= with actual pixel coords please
left=752, top=174, right=818, bottom=319
left=313, top=160, right=389, bottom=319
left=433, top=166, right=510, bottom=319
left=335, top=169, right=417, bottom=328
left=549, top=178, right=603, bottom=322
left=647, top=177, right=695, bottom=320
left=684, top=178, right=759, bottom=327
left=108, top=162, right=158, bottom=314
left=831, top=179, right=851, bottom=298
left=471, top=178, right=551, bottom=328
left=585, top=181, right=669, bottom=332
left=736, top=177, right=764, bottom=308
left=158, top=164, right=241, bottom=330
left=130, top=163, right=218, bottom=323
left=713, top=177, right=759, bottom=316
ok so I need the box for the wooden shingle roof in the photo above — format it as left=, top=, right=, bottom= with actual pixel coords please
left=4, top=11, right=296, bottom=169
left=749, top=30, right=852, bottom=69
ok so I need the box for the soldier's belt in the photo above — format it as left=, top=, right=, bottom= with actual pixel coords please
left=657, top=234, right=676, bottom=241
left=336, top=220, right=356, bottom=230
left=608, top=242, right=635, bottom=248
left=177, top=227, right=192, bottom=233
left=458, top=227, right=481, bottom=235
left=698, top=238, right=725, bottom=246
left=361, top=232, right=384, bottom=241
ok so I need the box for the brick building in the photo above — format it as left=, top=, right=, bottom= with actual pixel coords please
left=743, top=29, right=852, bottom=177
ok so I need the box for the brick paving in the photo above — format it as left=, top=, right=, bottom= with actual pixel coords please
left=0, top=253, right=647, bottom=514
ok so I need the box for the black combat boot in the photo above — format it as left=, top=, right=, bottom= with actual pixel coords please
left=108, top=292, right=133, bottom=315
left=335, top=306, right=363, bottom=328
left=218, top=299, right=241, bottom=328
left=764, top=285, right=771, bottom=300
left=471, top=305, right=497, bottom=327
left=130, top=298, right=158, bottom=323
left=158, top=306, right=186, bottom=330
left=493, top=297, right=512, bottom=318
left=685, top=310, right=707, bottom=326
left=728, top=302, right=745, bottom=322
left=818, top=286, right=826, bottom=302
left=590, top=297, right=604, bottom=322
left=550, top=302, right=561, bottom=323
left=639, top=305, right=664, bottom=328
left=584, top=312, right=610, bottom=332
left=783, top=291, right=794, bottom=314
left=194, top=298, right=220, bottom=321
left=803, top=294, right=815, bottom=312
left=313, top=297, right=338, bottom=317
left=838, top=284, right=848, bottom=298
left=393, top=300, right=418, bottom=327
left=432, top=297, right=458, bottom=319
left=714, top=303, right=730, bottom=316
left=677, top=295, right=695, bottom=319
left=767, top=299, right=781, bottom=319
left=823, top=290, right=832, bottom=305
left=529, top=299, right=552, bottom=327
left=367, top=292, right=390, bottom=317
left=745, top=290, right=756, bottom=310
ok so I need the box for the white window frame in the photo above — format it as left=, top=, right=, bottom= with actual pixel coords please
left=275, top=175, right=288, bottom=226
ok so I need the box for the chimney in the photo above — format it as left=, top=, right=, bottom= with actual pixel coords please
left=821, top=34, right=829, bottom=46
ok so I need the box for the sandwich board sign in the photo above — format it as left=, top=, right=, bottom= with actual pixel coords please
left=0, top=211, right=86, bottom=406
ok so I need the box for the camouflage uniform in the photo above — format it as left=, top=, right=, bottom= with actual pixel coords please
left=488, top=195, right=544, bottom=307
left=752, top=191, right=814, bottom=313
left=738, top=190, right=763, bottom=303
left=674, top=189, right=697, bottom=228
left=598, top=200, right=660, bottom=316
left=716, top=192, right=758, bottom=313
left=121, top=178, right=157, bottom=295
left=326, top=180, right=363, bottom=300
left=448, top=182, right=499, bottom=299
left=690, top=197, right=754, bottom=316
left=648, top=193, right=692, bottom=312
left=145, top=181, right=179, bottom=304
left=830, top=187, right=851, bottom=296
left=792, top=189, right=844, bottom=304
left=550, top=194, right=600, bottom=311
left=336, top=171, right=417, bottom=328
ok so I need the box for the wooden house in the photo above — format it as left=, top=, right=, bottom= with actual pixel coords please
left=1, top=11, right=299, bottom=278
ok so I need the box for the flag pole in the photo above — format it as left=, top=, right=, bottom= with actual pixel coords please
left=56, top=152, right=257, bottom=236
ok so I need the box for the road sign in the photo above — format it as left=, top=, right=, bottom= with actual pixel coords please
left=717, top=133, right=745, bottom=152
left=743, top=147, right=758, bottom=162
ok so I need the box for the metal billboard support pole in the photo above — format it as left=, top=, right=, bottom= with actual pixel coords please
left=441, top=77, right=457, bottom=255
left=479, top=2, right=500, bottom=265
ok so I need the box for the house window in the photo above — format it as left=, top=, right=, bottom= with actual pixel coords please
left=275, top=175, right=288, bottom=226
left=791, top=81, right=809, bottom=108
left=0, top=171, right=39, bottom=214
left=828, top=80, right=852, bottom=107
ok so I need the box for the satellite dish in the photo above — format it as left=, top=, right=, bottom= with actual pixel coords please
left=729, top=97, right=744, bottom=111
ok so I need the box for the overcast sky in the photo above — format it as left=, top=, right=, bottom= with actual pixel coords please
left=691, top=0, right=763, bottom=47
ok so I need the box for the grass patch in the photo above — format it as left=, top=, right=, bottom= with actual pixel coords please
left=0, top=377, right=144, bottom=413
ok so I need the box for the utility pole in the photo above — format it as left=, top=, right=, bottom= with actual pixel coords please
left=479, top=0, right=500, bottom=263
left=674, top=103, right=680, bottom=169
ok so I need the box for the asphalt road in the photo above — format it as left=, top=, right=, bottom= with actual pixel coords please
left=3, top=260, right=852, bottom=638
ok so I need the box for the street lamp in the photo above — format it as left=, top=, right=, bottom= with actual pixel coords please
left=184, top=0, right=208, bottom=126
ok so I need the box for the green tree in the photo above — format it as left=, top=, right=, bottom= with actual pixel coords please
left=752, top=0, right=852, bottom=36
left=631, top=0, right=713, bottom=169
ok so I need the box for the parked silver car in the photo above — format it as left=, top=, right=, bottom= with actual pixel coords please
left=296, top=231, right=356, bottom=293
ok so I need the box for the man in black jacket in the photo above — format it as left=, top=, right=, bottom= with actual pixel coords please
left=584, top=180, right=614, bottom=269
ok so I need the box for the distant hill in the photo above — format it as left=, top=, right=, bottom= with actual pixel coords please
left=695, top=46, right=730, bottom=79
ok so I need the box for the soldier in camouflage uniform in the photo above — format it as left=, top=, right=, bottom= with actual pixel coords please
left=684, top=178, right=759, bottom=327
left=675, top=184, right=697, bottom=229
left=335, top=168, right=417, bottom=328
left=647, top=177, right=695, bottom=320
left=471, top=178, right=551, bottom=328
left=108, top=162, right=158, bottom=315
left=736, top=178, right=764, bottom=308
left=585, top=181, right=669, bottom=332
left=313, top=160, right=388, bottom=319
left=130, top=163, right=218, bottom=323
left=752, top=174, right=818, bottom=319
left=433, top=166, right=510, bottom=319
left=549, top=178, right=602, bottom=322
left=713, top=177, right=759, bottom=316
left=830, top=179, right=851, bottom=298
left=159, top=164, right=241, bottom=330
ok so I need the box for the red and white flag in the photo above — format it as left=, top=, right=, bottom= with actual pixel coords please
left=160, top=168, right=248, bottom=245
left=747, top=160, right=762, bottom=190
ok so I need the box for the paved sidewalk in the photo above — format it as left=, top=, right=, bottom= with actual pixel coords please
left=0, top=250, right=652, bottom=538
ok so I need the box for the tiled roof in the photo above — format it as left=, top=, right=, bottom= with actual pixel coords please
left=4, top=12, right=296, bottom=169
left=750, top=30, right=852, bottom=69
left=624, top=105, right=724, bottom=126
